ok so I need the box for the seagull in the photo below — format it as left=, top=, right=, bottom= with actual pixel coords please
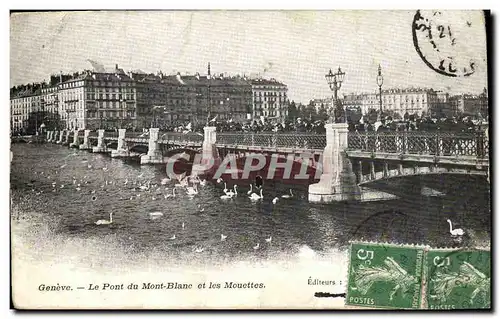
left=124, top=179, right=128, bottom=185
left=149, top=212, right=164, bottom=217
left=169, top=234, right=176, bottom=240
left=272, top=197, right=279, bottom=204
left=253, top=243, right=260, bottom=250
left=60, top=164, right=67, bottom=169
left=76, top=187, right=81, bottom=191
left=102, top=167, right=108, bottom=171
left=265, top=236, right=272, bottom=243
left=194, top=247, right=204, bottom=253
left=221, top=234, right=227, bottom=241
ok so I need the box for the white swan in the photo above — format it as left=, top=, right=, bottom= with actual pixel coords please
left=199, top=179, right=207, bottom=186
left=169, top=234, right=176, bottom=240
left=265, top=236, right=272, bottom=243
left=186, top=183, right=198, bottom=196
left=281, top=189, right=293, bottom=199
left=165, top=188, right=176, bottom=199
left=249, top=189, right=263, bottom=201
left=223, top=182, right=228, bottom=194
left=160, top=177, right=171, bottom=185
left=247, top=184, right=253, bottom=195
left=220, top=193, right=233, bottom=200
left=447, top=219, right=464, bottom=236
left=226, top=185, right=238, bottom=197
left=272, top=197, right=279, bottom=204
left=253, top=243, right=260, bottom=250
left=149, top=212, right=163, bottom=217
left=95, top=213, right=113, bottom=225
left=221, top=234, right=227, bottom=241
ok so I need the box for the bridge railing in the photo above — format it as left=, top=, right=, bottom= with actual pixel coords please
left=216, top=133, right=327, bottom=150
left=159, top=132, right=204, bottom=144
left=347, top=131, right=489, bottom=158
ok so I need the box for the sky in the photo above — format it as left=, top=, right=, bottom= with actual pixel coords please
left=10, top=10, right=488, bottom=103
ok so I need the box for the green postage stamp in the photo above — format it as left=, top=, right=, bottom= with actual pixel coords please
left=425, top=249, right=491, bottom=309
left=346, top=242, right=491, bottom=310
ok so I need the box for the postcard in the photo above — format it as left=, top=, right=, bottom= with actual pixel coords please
left=10, top=10, right=490, bottom=310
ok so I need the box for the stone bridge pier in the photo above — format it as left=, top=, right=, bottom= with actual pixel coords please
left=140, top=128, right=164, bottom=164
left=56, top=130, right=65, bottom=144
left=192, top=126, right=220, bottom=175
left=62, top=130, right=71, bottom=146
left=92, top=129, right=109, bottom=153
left=69, top=129, right=81, bottom=148
left=111, top=129, right=131, bottom=158
left=308, top=123, right=360, bottom=202
left=79, top=130, right=92, bottom=150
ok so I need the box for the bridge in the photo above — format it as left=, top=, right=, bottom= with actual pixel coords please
left=41, top=123, right=489, bottom=203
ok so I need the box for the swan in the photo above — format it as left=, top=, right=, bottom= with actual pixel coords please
left=221, top=234, right=227, bottom=241
left=253, top=243, right=260, bottom=250
left=247, top=184, right=253, bottom=195
left=76, top=187, right=81, bottom=191
left=149, top=212, right=164, bottom=217
left=447, top=219, right=464, bottom=236
left=220, top=193, right=233, bottom=200
left=249, top=189, right=263, bottom=201
left=95, top=213, right=113, bottom=225
left=226, top=185, right=238, bottom=197
left=217, top=178, right=223, bottom=184
left=186, top=184, right=198, bottom=196
left=194, top=247, right=204, bottom=253
left=160, top=177, right=170, bottom=185
left=281, top=189, right=293, bottom=199
left=165, top=188, right=176, bottom=199
left=265, top=236, right=272, bottom=243
left=199, top=179, right=207, bottom=186
left=272, top=197, right=279, bottom=204
left=223, top=182, right=228, bottom=194
left=169, top=234, right=176, bottom=240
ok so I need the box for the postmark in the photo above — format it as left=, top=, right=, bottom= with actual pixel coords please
left=346, top=242, right=424, bottom=309
left=412, top=10, right=482, bottom=77
left=424, top=248, right=490, bottom=309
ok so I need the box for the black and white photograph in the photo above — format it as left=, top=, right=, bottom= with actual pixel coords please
left=9, top=9, right=491, bottom=310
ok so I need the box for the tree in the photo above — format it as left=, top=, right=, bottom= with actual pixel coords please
left=287, top=100, right=299, bottom=121
left=317, top=103, right=329, bottom=122
left=366, top=108, right=379, bottom=124
left=346, top=106, right=362, bottom=124
left=303, top=100, right=317, bottom=121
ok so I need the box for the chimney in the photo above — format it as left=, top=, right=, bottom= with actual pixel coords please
left=208, top=62, right=211, bottom=76
left=195, top=72, right=200, bottom=80
left=59, top=70, right=62, bottom=84
left=115, top=64, right=118, bottom=70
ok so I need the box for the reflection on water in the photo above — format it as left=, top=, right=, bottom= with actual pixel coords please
left=10, top=143, right=491, bottom=266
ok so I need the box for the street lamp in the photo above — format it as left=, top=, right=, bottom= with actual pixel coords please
left=325, top=66, right=346, bottom=123
left=376, top=64, right=384, bottom=116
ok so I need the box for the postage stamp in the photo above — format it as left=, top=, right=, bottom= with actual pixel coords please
left=424, top=248, right=491, bottom=310
left=346, top=242, right=424, bottom=309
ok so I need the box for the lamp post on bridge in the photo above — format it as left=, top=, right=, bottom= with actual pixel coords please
left=325, top=67, right=346, bottom=123
left=376, top=64, right=384, bottom=119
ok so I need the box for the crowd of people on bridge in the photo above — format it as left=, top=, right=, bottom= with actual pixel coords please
left=153, top=113, right=488, bottom=135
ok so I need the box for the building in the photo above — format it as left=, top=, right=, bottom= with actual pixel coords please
left=431, top=91, right=454, bottom=118
left=57, top=65, right=136, bottom=130
left=130, top=64, right=254, bottom=128
left=343, top=88, right=439, bottom=118
left=449, top=88, right=488, bottom=118
left=10, top=83, right=42, bottom=134
left=251, top=78, right=288, bottom=121
left=40, top=84, right=60, bottom=130
left=311, top=98, right=333, bottom=112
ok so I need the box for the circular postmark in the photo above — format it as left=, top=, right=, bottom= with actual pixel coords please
left=412, top=10, right=484, bottom=77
